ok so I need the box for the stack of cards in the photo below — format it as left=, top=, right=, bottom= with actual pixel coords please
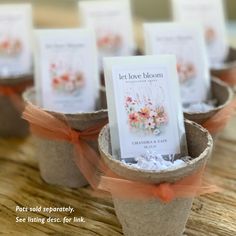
left=104, top=55, right=188, bottom=162
left=144, top=23, right=211, bottom=105
left=78, top=0, right=135, bottom=71
left=34, top=29, right=99, bottom=114
left=0, top=4, right=32, bottom=77
left=171, top=0, right=228, bottom=67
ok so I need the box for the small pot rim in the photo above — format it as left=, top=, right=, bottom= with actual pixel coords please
left=184, top=76, right=233, bottom=116
left=98, top=120, right=213, bottom=183
left=23, top=87, right=108, bottom=121
left=0, top=74, right=33, bottom=85
left=211, top=47, right=236, bottom=71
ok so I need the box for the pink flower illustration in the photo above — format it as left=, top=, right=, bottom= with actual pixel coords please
left=125, top=96, right=168, bottom=135
left=61, top=74, right=70, bottom=82
left=0, top=36, right=22, bottom=56
left=205, top=27, right=216, bottom=44
left=126, top=96, right=133, bottom=103
left=129, top=113, right=139, bottom=124
left=150, top=110, right=157, bottom=118
left=139, top=107, right=150, bottom=119
left=50, top=62, right=85, bottom=95
left=177, top=61, right=196, bottom=83
left=97, top=33, right=122, bottom=52
left=145, top=118, right=155, bottom=129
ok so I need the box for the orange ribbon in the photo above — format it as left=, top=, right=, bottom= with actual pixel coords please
left=213, top=66, right=236, bottom=86
left=0, top=80, right=33, bottom=111
left=203, top=98, right=236, bottom=135
left=23, top=103, right=219, bottom=203
left=0, top=80, right=33, bottom=96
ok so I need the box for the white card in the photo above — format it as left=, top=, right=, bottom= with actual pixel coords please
left=171, top=0, right=228, bottom=67
left=144, top=23, right=211, bottom=105
left=0, top=4, right=33, bottom=77
left=78, top=0, right=135, bottom=70
left=104, top=55, right=188, bottom=161
left=34, top=29, right=99, bottom=114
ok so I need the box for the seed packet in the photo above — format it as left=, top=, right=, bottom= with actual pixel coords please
left=79, top=0, right=135, bottom=70
left=34, top=29, right=99, bottom=113
left=171, top=0, right=228, bottom=67
left=144, top=22, right=211, bottom=105
left=104, top=55, right=188, bottom=161
left=0, top=4, right=33, bottom=77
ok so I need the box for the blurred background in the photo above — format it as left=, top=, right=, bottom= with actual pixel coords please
left=0, top=0, right=234, bottom=25
left=0, top=0, right=235, bottom=45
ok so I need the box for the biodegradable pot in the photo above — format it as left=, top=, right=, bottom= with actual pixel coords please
left=211, top=47, right=236, bottom=87
left=98, top=120, right=213, bottom=236
left=0, top=74, right=33, bottom=138
left=184, top=77, right=233, bottom=126
left=23, top=88, right=108, bottom=188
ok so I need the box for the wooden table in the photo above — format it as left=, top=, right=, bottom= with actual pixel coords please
left=0, top=114, right=235, bottom=235
left=0, top=7, right=236, bottom=234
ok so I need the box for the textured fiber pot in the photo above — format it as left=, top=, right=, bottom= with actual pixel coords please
left=23, top=88, right=108, bottom=188
left=0, top=75, right=33, bottom=138
left=184, top=77, right=233, bottom=127
left=211, top=47, right=236, bottom=87
left=98, top=120, right=213, bottom=236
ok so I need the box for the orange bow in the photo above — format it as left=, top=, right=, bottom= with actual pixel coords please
left=23, top=103, right=219, bottom=203
left=203, top=98, right=236, bottom=135
left=0, top=80, right=33, bottom=111
left=214, top=67, right=236, bottom=86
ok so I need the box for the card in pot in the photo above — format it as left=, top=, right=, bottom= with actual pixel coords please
left=78, top=0, right=135, bottom=70
left=104, top=55, right=188, bottom=162
left=34, top=29, right=99, bottom=113
left=144, top=22, right=211, bottom=107
left=0, top=4, right=33, bottom=77
left=171, top=0, right=228, bottom=68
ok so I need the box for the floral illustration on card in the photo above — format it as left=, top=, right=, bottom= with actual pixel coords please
left=205, top=27, right=216, bottom=45
left=125, top=95, right=168, bottom=136
left=177, top=59, right=196, bottom=84
left=97, top=31, right=122, bottom=53
left=50, top=62, right=85, bottom=95
left=0, top=36, right=22, bottom=57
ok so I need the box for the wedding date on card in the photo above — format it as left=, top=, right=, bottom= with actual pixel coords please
left=34, top=29, right=99, bottom=113
left=144, top=23, right=211, bottom=105
left=0, top=4, right=32, bottom=77
left=171, top=0, right=228, bottom=67
left=104, top=56, right=188, bottom=161
left=78, top=0, right=135, bottom=70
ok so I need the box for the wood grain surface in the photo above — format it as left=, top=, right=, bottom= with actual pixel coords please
left=0, top=114, right=235, bottom=236
left=0, top=5, right=235, bottom=235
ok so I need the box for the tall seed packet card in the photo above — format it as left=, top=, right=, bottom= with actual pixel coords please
left=34, top=29, right=99, bottom=113
left=144, top=23, right=211, bottom=105
left=171, top=0, right=228, bottom=67
left=78, top=0, right=135, bottom=70
left=104, top=55, right=188, bottom=162
left=0, top=4, right=32, bottom=77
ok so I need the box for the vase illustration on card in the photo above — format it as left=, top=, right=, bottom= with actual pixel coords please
left=125, top=93, right=168, bottom=136
left=0, top=34, right=22, bottom=57
left=97, top=29, right=123, bottom=54
left=50, top=61, right=85, bottom=96
left=177, top=58, right=196, bottom=84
